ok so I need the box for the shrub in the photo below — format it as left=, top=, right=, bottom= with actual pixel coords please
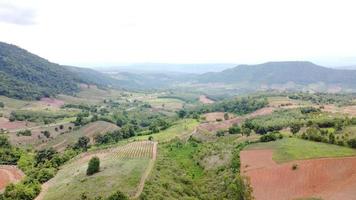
left=106, top=191, right=128, bottom=200
left=87, top=156, right=100, bottom=175
left=216, top=130, right=225, bottom=137
left=292, top=164, right=298, bottom=170
left=260, top=132, right=282, bottom=142
left=0, top=102, right=4, bottom=108
left=228, top=125, right=241, bottom=134
left=347, top=138, right=356, bottom=148
left=41, top=131, right=51, bottom=138
left=16, top=130, right=32, bottom=136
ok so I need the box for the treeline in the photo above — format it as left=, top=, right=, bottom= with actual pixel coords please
left=10, top=110, right=74, bottom=124
left=288, top=92, right=356, bottom=106
left=180, top=96, right=268, bottom=118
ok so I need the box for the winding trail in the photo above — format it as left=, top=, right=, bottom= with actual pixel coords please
left=133, top=141, right=158, bottom=199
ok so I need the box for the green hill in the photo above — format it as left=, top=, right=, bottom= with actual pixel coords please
left=0, top=42, right=121, bottom=100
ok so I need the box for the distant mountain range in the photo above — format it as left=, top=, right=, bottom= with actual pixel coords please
left=2, top=41, right=356, bottom=100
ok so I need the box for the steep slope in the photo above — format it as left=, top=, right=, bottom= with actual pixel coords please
left=0, top=42, right=119, bottom=100
left=198, top=61, right=356, bottom=86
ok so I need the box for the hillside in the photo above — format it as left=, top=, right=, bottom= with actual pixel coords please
left=197, top=61, right=356, bottom=88
left=0, top=42, right=120, bottom=100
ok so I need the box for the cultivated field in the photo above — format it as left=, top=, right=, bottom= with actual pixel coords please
left=40, top=141, right=156, bottom=200
left=241, top=138, right=356, bottom=200
left=0, top=165, right=24, bottom=192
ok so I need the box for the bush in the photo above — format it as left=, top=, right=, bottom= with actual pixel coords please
left=228, top=125, right=241, bottom=134
left=0, top=102, right=4, bottom=108
left=292, top=164, right=298, bottom=170
left=106, top=191, right=128, bottom=200
left=348, top=138, right=356, bottom=148
left=260, top=132, right=282, bottom=142
left=16, top=130, right=32, bottom=136
left=216, top=130, right=225, bottom=137
left=87, top=156, right=100, bottom=175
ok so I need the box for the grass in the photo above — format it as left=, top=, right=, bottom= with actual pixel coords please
left=136, top=119, right=199, bottom=142
left=147, top=97, right=184, bottom=111
left=246, top=137, right=356, bottom=163
left=44, top=156, right=149, bottom=200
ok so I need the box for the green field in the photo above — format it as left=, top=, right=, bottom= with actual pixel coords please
left=44, top=156, right=149, bottom=200
left=136, top=119, right=199, bottom=142
left=246, top=137, right=356, bottom=163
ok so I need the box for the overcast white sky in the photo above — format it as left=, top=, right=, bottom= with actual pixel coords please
left=1, top=0, right=356, bottom=67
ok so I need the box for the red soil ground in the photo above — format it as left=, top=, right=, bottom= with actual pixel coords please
left=0, top=165, right=24, bottom=191
left=240, top=149, right=356, bottom=200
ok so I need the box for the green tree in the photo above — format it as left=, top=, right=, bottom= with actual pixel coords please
left=106, top=191, right=128, bottom=200
left=290, top=124, right=301, bottom=135
left=87, top=156, right=100, bottom=175
left=228, top=125, right=241, bottom=134
left=75, top=136, right=90, bottom=151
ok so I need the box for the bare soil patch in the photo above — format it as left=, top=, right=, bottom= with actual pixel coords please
left=241, top=149, right=356, bottom=200
left=199, top=95, right=215, bottom=104
left=0, top=165, right=24, bottom=191
left=322, top=105, right=356, bottom=116
left=0, top=117, right=35, bottom=131
left=39, top=98, right=65, bottom=108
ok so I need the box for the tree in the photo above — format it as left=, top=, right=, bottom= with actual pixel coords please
left=0, top=135, right=10, bottom=148
left=241, top=126, right=252, bottom=137
left=177, top=110, right=187, bottom=118
left=59, top=124, right=64, bottom=130
left=290, top=124, right=301, bottom=135
left=75, top=136, right=90, bottom=150
left=87, top=156, right=100, bottom=175
left=107, top=191, right=128, bottom=200
left=216, top=130, right=225, bottom=137
left=35, top=148, right=57, bottom=165
left=42, top=131, right=51, bottom=138
left=228, top=125, right=241, bottom=134
left=0, top=102, right=4, bottom=108
left=224, top=113, right=229, bottom=120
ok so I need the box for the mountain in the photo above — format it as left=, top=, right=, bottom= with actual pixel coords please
left=197, top=61, right=356, bottom=91
left=0, top=42, right=120, bottom=100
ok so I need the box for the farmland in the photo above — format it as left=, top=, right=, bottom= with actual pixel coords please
left=40, top=141, right=156, bottom=200
left=241, top=138, right=356, bottom=200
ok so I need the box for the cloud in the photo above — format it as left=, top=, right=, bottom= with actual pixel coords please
left=0, top=3, right=36, bottom=25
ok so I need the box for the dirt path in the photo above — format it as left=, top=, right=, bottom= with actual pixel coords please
left=133, top=142, right=157, bottom=199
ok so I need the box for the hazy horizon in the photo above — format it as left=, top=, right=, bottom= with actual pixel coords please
left=1, top=0, right=356, bottom=68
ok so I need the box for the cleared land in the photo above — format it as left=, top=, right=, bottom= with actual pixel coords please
left=199, top=95, right=215, bottom=104
left=0, top=165, right=24, bottom=192
left=41, top=141, right=156, bottom=200
left=39, top=121, right=119, bottom=151
left=241, top=138, right=356, bottom=200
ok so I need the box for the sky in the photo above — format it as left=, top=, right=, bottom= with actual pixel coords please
left=1, top=0, right=356, bottom=68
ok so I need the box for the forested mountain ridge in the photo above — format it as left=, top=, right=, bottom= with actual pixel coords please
left=197, top=61, right=356, bottom=86
left=0, top=42, right=120, bottom=100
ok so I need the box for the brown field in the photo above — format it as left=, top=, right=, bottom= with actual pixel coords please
left=37, top=121, right=120, bottom=151
left=241, top=149, right=356, bottom=200
left=8, top=122, right=74, bottom=147
left=322, top=105, right=356, bottom=116
left=0, top=117, right=35, bottom=131
left=199, top=95, right=215, bottom=104
left=198, top=107, right=275, bottom=133
left=0, top=165, right=24, bottom=191
left=202, top=112, right=232, bottom=122
left=39, top=98, right=65, bottom=108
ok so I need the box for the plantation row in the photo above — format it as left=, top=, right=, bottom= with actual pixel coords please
left=112, top=141, right=154, bottom=159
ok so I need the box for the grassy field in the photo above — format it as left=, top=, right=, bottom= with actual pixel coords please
left=246, top=137, right=356, bottom=163
left=44, top=157, right=149, bottom=200
left=147, top=97, right=185, bottom=111
left=136, top=119, right=199, bottom=142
